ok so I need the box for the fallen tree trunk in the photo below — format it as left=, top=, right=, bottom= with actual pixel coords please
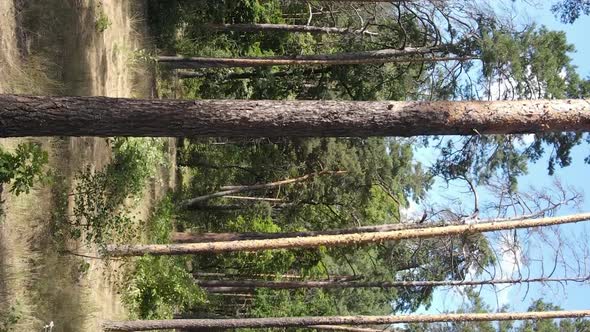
left=2, top=95, right=590, bottom=137
left=102, top=309, right=590, bottom=331
left=105, top=212, right=590, bottom=256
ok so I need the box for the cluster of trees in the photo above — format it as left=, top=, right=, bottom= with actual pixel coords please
left=2, top=0, right=590, bottom=331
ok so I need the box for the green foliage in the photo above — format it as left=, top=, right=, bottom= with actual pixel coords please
left=111, top=138, right=167, bottom=197
left=192, top=215, right=305, bottom=275
left=552, top=0, right=590, bottom=23
left=176, top=136, right=487, bottom=317
left=405, top=295, right=590, bottom=332
left=122, top=256, right=206, bottom=319
left=71, top=165, right=137, bottom=245
left=67, top=138, right=167, bottom=247
left=122, top=190, right=205, bottom=321
left=145, top=195, right=175, bottom=244
left=95, top=2, right=112, bottom=32
left=0, top=143, right=48, bottom=196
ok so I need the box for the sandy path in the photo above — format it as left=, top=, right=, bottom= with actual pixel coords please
left=0, top=1, right=172, bottom=331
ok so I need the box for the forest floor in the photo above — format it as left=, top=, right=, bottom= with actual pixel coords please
left=0, top=1, right=172, bottom=330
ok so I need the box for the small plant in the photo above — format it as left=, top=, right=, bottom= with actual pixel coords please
left=0, top=303, right=22, bottom=332
left=95, top=2, right=112, bottom=33
left=0, top=142, right=48, bottom=196
left=65, top=138, right=167, bottom=247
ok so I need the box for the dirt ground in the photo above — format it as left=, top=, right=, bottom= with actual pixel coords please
left=0, top=1, right=174, bottom=330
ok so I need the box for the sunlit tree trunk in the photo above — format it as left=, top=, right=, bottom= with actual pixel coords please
left=102, top=310, right=590, bottom=331
left=310, top=326, right=386, bottom=332
left=105, top=213, right=590, bottom=256
left=197, top=275, right=590, bottom=290
left=172, top=222, right=446, bottom=243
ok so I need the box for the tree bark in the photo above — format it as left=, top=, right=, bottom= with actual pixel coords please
left=178, top=67, right=332, bottom=80
left=222, top=196, right=284, bottom=202
left=171, top=222, right=452, bottom=243
left=310, top=326, right=386, bottom=332
left=157, top=45, right=471, bottom=68
left=181, top=170, right=347, bottom=208
left=203, top=23, right=378, bottom=35
left=196, top=275, right=590, bottom=290
left=193, top=272, right=360, bottom=281
left=105, top=212, right=590, bottom=256
left=182, top=204, right=247, bottom=211
left=2, top=95, right=590, bottom=138
left=102, top=310, right=590, bottom=331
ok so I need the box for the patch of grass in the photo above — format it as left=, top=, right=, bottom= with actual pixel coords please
left=0, top=56, right=63, bottom=95
left=0, top=302, right=22, bottom=332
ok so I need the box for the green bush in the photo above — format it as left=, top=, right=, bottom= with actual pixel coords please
left=145, top=195, right=175, bottom=244
left=122, top=256, right=206, bottom=319
left=68, top=138, right=167, bottom=246
left=0, top=143, right=48, bottom=196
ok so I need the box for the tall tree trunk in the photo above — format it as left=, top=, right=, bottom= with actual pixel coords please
left=171, top=221, right=454, bottom=243
left=178, top=67, right=332, bottom=80
left=181, top=170, right=347, bottom=208
left=157, top=45, right=471, bottom=68
left=2, top=95, right=589, bottom=137
left=310, top=326, right=386, bottom=332
left=197, top=275, right=590, bottom=291
left=184, top=204, right=247, bottom=211
left=222, top=196, right=284, bottom=202
left=203, top=23, right=378, bottom=35
left=102, top=310, right=590, bottom=331
left=105, top=212, right=590, bottom=256
left=193, top=272, right=360, bottom=281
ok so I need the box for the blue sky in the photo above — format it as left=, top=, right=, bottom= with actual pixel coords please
left=413, top=0, right=590, bottom=315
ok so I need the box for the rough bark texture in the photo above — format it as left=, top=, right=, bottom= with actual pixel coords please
left=204, top=23, right=378, bottom=35
left=171, top=222, right=451, bottom=243
left=102, top=310, right=590, bottom=331
left=105, top=212, right=590, bottom=256
left=197, top=275, right=590, bottom=290
left=181, top=170, right=347, bottom=207
left=2, top=95, right=590, bottom=137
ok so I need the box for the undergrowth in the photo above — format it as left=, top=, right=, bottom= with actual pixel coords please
left=122, top=197, right=207, bottom=319
left=54, top=138, right=167, bottom=249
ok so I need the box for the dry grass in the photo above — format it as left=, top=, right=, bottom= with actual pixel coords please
left=0, top=0, right=172, bottom=331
